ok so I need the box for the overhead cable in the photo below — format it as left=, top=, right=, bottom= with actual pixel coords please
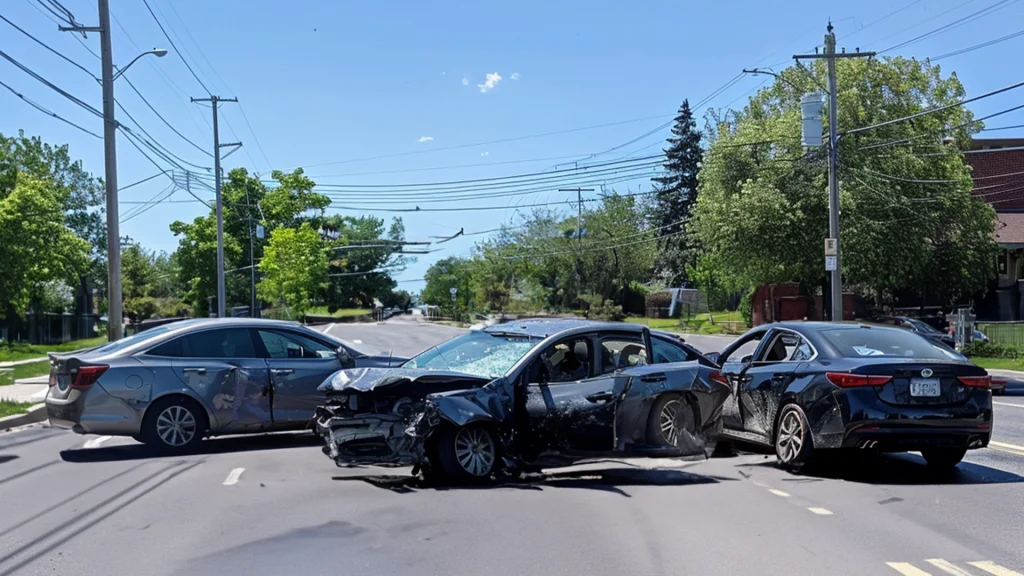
left=0, top=78, right=101, bottom=138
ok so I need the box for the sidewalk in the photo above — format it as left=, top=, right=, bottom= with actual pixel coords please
left=0, top=382, right=48, bottom=404
left=0, top=357, right=49, bottom=368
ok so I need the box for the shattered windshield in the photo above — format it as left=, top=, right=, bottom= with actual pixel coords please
left=402, top=330, right=542, bottom=378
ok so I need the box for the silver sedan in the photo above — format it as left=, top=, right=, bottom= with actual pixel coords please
left=45, top=318, right=405, bottom=452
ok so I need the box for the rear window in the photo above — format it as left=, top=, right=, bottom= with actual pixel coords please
left=821, top=327, right=963, bottom=360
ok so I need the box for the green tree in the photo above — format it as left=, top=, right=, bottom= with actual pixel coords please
left=692, top=56, right=996, bottom=306
left=421, top=257, right=475, bottom=311
left=257, top=223, right=328, bottom=317
left=650, top=100, right=703, bottom=287
left=0, top=175, right=90, bottom=316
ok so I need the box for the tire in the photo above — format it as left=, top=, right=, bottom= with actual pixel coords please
left=432, top=424, right=499, bottom=482
left=921, top=447, right=967, bottom=470
left=142, top=396, right=208, bottom=454
left=774, top=404, right=814, bottom=468
left=647, top=394, right=698, bottom=449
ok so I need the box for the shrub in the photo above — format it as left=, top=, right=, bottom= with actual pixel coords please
left=962, top=341, right=1022, bottom=359
left=644, top=291, right=674, bottom=318
left=582, top=293, right=625, bottom=321
left=739, top=289, right=754, bottom=326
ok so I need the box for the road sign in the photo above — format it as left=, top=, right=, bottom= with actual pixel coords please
left=825, top=256, right=837, bottom=271
left=824, top=238, right=837, bottom=256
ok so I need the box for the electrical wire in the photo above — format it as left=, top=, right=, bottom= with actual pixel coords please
left=0, top=47, right=102, bottom=117
left=141, top=0, right=211, bottom=93
left=877, top=0, right=1021, bottom=54
left=845, top=0, right=925, bottom=40
left=858, top=103, right=1024, bottom=150
left=0, top=14, right=95, bottom=78
left=120, top=184, right=175, bottom=223
left=983, top=124, right=1024, bottom=132
left=930, top=26, right=1024, bottom=61
left=0, top=78, right=101, bottom=138
left=328, top=189, right=660, bottom=213
left=120, top=128, right=213, bottom=209
left=119, top=171, right=168, bottom=192
left=503, top=229, right=687, bottom=261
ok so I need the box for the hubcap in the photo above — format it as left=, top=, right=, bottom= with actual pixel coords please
left=659, top=399, right=686, bottom=447
left=454, top=427, right=495, bottom=477
left=776, top=410, right=803, bottom=463
left=156, top=405, right=197, bottom=447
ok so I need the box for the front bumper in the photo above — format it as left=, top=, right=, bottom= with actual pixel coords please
left=315, top=408, right=429, bottom=466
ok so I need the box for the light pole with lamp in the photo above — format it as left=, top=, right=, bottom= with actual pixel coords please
left=61, top=0, right=167, bottom=341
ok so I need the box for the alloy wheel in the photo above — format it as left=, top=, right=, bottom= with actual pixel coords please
left=659, top=399, right=684, bottom=447
left=776, top=410, right=804, bottom=463
left=454, top=427, right=495, bottom=477
left=156, top=405, right=197, bottom=447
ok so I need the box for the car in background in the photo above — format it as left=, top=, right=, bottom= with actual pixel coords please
left=45, top=318, right=407, bottom=452
left=874, top=315, right=957, bottom=349
left=715, top=322, right=992, bottom=471
left=315, top=319, right=731, bottom=482
left=973, top=329, right=990, bottom=343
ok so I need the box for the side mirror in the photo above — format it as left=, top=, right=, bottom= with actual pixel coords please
left=740, top=354, right=753, bottom=365
left=336, top=347, right=354, bottom=368
left=706, top=352, right=721, bottom=365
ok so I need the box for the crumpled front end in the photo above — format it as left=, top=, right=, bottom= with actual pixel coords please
left=315, top=403, right=434, bottom=467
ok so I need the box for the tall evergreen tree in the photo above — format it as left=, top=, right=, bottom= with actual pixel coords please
left=650, top=99, right=702, bottom=287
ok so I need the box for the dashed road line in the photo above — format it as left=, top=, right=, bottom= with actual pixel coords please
left=82, top=436, right=112, bottom=449
left=993, top=401, right=1024, bottom=409
left=807, top=507, right=833, bottom=515
left=990, top=440, right=1024, bottom=454
left=768, top=489, right=790, bottom=498
left=886, top=562, right=934, bottom=576
left=926, top=558, right=979, bottom=575
left=968, top=560, right=1024, bottom=576
left=353, top=339, right=362, bottom=344
left=223, top=468, right=245, bottom=486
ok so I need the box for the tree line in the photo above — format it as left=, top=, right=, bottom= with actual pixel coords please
left=420, top=56, right=998, bottom=318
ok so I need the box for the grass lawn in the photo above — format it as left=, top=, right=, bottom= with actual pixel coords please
left=305, top=306, right=372, bottom=318
left=0, top=400, right=34, bottom=418
left=1, top=360, right=51, bottom=385
left=626, top=311, right=747, bottom=335
left=0, top=335, right=108, bottom=364
left=969, top=357, right=1024, bottom=372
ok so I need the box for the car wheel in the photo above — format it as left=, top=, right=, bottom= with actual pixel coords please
left=143, top=396, right=207, bottom=453
left=921, top=447, right=967, bottom=470
left=647, top=394, right=697, bottom=449
left=775, top=404, right=814, bottom=468
left=433, top=424, right=499, bottom=482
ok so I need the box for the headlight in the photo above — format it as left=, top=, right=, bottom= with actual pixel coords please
left=348, top=395, right=359, bottom=411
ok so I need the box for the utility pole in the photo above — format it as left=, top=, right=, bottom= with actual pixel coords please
left=244, top=179, right=257, bottom=318
left=559, top=187, right=594, bottom=300
left=794, top=24, right=874, bottom=322
left=191, top=95, right=241, bottom=318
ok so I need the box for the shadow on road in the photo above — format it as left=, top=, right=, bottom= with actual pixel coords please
left=737, top=451, right=1024, bottom=485
left=59, top=432, right=322, bottom=463
left=334, top=466, right=737, bottom=497
left=0, top=455, right=18, bottom=465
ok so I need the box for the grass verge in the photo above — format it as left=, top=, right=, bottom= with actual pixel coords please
left=626, top=311, right=746, bottom=335
left=0, top=335, right=108, bottom=363
left=969, top=357, right=1024, bottom=372
left=0, top=361, right=52, bottom=385
left=305, top=307, right=372, bottom=318
left=0, top=400, right=34, bottom=418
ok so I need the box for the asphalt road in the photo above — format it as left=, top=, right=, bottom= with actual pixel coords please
left=2, top=320, right=1023, bottom=576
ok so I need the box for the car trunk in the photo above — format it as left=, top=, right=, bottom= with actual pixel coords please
left=850, top=360, right=987, bottom=407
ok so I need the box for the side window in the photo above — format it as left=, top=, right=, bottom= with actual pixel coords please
left=722, top=332, right=766, bottom=364
left=530, top=337, right=592, bottom=383
left=599, top=338, right=648, bottom=375
left=757, top=331, right=811, bottom=363
left=258, top=330, right=336, bottom=359
left=651, top=337, right=691, bottom=364
left=147, top=338, right=182, bottom=357
left=180, top=328, right=258, bottom=359
left=790, top=338, right=814, bottom=361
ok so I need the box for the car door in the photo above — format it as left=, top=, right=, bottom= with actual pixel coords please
left=255, top=328, right=344, bottom=425
left=737, top=329, right=804, bottom=438
left=718, top=329, right=769, bottom=432
left=518, top=335, right=620, bottom=454
left=153, top=327, right=272, bottom=434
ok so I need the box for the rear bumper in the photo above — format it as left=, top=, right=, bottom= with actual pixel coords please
left=45, top=383, right=143, bottom=436
left=842, top=423, right=990, bottom=451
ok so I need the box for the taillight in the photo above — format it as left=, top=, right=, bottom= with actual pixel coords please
left=826, top=372, right=892, bottom=388
left=709, top=371, right=729, bottom=386
left=48, top=366, right=57, bottom=387
left=957, top=375, right=991, bottom=389
left=71, top=365, right=108, bottom=389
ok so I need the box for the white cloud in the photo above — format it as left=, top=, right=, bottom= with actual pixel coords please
left=441, top=71, right=447, bottom=76
left=461, top=77, right=469, bottom=86
left=480, top=151, right=489, bottom=157
left=418, top=136, right=434, bottom=143
left=511, top=72, right=520, bottom=80
left=477, top=72, right=502, bottom=93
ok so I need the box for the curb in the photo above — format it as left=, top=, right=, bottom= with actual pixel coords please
left=0, top=403, right=47, bottom=430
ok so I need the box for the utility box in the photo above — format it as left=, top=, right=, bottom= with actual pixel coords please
left=801, top=93, right=826, bottom=147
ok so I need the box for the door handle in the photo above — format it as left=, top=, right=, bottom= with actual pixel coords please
left=181, top=368, right=206, bottom=375
left=586, top=391, right=614, bottom=403
left=271, top=369, right=294, bottom=376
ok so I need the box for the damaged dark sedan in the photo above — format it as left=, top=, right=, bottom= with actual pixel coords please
left=314, top=320, right=731, bottom=481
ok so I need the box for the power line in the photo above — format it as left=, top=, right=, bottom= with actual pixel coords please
left=877, top=0, right=1021, bottom=54
left=983, top=124, right=1024, bottom=132
left=930, top=26, right=1024, bottom=60
left=328, top=189, right=660, bottom=213
left=0, top=14, right=95, bottom=78
left=0, top=78, right=101, bottom=138
left=845, top=0, right=925, bottom=40
left=120, top=184, right=175, bottom=223
left=119, top=171, right=168, bottom=192
left=858, top=103, right=1024, bottom=150
left=119, top=128, right=213, bottom=209
left=0, top=47, right=102, bottom=117
left=503, top=229, right=686, bottom=261
left=141, top=0, right=211, bottom=93
left=309, top=153, right=595, bottom=179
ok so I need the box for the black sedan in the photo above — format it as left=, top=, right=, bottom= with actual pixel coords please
left=314, top=319, right=730, bottom=482
left=715, top=322, right=992, bottom=470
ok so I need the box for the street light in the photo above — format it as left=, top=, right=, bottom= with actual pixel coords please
left=111, top=48, right=167, bottom=81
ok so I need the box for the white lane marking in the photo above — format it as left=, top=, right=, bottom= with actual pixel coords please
left=768, top=489, right=790, bottom=498
left=968, top=560, right=1024, bottom=576
left=83, top=436, right=112, bottom=449
left=926, top=559, right=977, bottom=576
left=353, top=339, right=362, bottom=344
left=991, top=440, right=1024, bottom=452
left=886, top=562, right=934, bottom=576
left=807, top=507, right=833, bottom=515
left=223, top=467, right=245, bottom=486
left=994, top=401, right=1024, bottom=409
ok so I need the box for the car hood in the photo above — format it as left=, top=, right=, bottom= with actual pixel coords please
left=318, top=367, right=492, bottom=393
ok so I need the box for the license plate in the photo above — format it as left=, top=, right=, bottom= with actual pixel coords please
left=910, top=378, right=941, bottom=397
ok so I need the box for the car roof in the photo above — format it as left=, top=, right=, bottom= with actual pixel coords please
left=159, top=317, right=307, bottom=333
left=482, top=318, right=645, bottom=338
left=765, top=320, right=910, bottom=333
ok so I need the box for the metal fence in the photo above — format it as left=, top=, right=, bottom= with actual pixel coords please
left=976, top=321, right=1024, bottom=348
left=3, top=313, right=101, bottom=345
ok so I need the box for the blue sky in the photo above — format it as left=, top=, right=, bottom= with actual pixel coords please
left=3, top=0, right=1023, bottom=291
